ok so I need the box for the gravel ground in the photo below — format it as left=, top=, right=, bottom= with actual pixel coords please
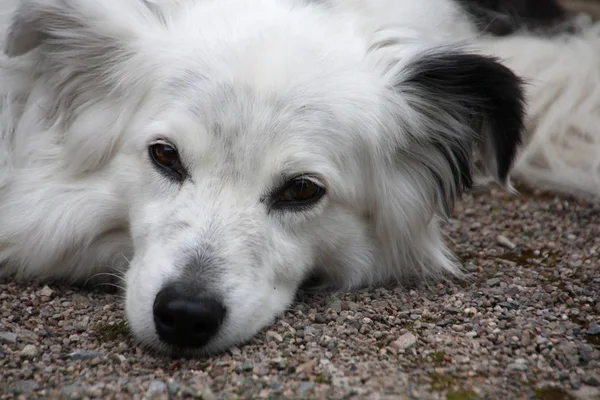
left=1, top=184, right=599, bottom=400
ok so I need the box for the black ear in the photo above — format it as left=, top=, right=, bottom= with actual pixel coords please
left=393, top=47, right=526, bottom=213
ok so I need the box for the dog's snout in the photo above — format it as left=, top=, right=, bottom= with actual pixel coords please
left=153, top=284, right=226, bottom=348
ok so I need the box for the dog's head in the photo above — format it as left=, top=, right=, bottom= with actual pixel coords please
left=5, top=0, right=524, bottom=355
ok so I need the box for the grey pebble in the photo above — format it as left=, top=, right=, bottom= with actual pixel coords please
left=391, top=332, right=417, bottom=349
left=487, top=278, right=501, bottom=287
left=242, top=359, right=254, bottom=371
left=66, top=351, right=105, bottom=361
left=60, top=383, right=83, bottom=397
left=298, top=381, right=315, bottom=394
left=587, top=323, right=600, bottom=336
left=167, top=380, right=180, bottom=395
left=19, top=344, right=38, bottom=357
left=436, top=318, right=454, bottom=327
left=0, top=331, right=17, bottom=344
left=582, top=374, right=600, bottom=387
left=327, top=298, right=342, bottom=313
left=147, top=380, right=167, bottom=394
left=498, top=301, right=519, bottom=310
left=314, top=314, right=326, bottom=323
left=12, top=380, right=40, bottom=394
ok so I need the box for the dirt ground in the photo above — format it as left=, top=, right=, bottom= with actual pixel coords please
left=0, top=184, right=599, bottom=399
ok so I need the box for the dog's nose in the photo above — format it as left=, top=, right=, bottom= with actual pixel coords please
left=153, top=284, right=226, bottom=348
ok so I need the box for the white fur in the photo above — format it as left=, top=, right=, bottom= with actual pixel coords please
left=479, top=18, right=600, bottom=199
left=0, top=0, right=597, bottom=355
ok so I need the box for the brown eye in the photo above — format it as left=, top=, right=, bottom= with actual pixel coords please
left=273, top=176, right=325, bottom=210
left=149, top=143, right=185, bottom=180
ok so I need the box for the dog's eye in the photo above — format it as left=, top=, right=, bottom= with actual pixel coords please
left=149, top=143, right=185, bottom=180
left=273, top=176, right=325, bottom=209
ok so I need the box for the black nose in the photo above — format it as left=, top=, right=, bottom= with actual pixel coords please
left=153, top=284, right=226, bottom=348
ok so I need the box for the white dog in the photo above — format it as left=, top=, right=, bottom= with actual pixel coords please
left=0, top=0, right=597, bottom=356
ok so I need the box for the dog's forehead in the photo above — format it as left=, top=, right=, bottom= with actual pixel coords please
left=170, top=83, right=338, bottom=174
left=162, top=70, right=384, bottom=179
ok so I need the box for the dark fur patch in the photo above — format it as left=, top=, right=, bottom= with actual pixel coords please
left=397, top=48, right=525, bottom=212
left=454, top=0, right=578, bottom=36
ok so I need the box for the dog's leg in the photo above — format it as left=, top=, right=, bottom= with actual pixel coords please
left=0, top=167, right=132, bottom=284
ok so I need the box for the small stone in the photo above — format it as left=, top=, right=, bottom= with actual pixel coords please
left=266, top=331, right=283, bottom=343
left=66, top=351, right=104, bottom=361
left=304, top=326, right=317, bottom=336
left=20, top=344, right=38, bottom=358
left=327, top=298, right=342, bottom=313
left=0, top=331, right=17, bottom=344
left=111, top=354, right=127, bottom=364
left=242, top=359, right=254, bottom=371
left=391, top=332, right=417, bottom=350
left=587, top=323, right=600, bottom=336
left=436, top=318, right=454, bottom=327
left=39, top=285, right=54, bottom=297
left=13, top=380, right=40, bottom=394
left=464, top=263, right=479, bottom=272
left=506, top=358, right=528, bottom=372
left=60, top=384, right=83, bottom=397
left=498, top=301, right=519, bottom=310
left=297, top=381, right=315, bottom=394
left=496, top=235, right=516, bottom=249
left=296, top=359, right=317, bottom=373
left=314, top=314, right=326, bottom=324
left=167, top=380, right=180, bottom=396
left=463, top=307, right=477, bottom=316
left=579, top=344, right=593, bottom=364
left=147, top=380, right=167, bottom=395
left=521, top=331, right=532, bottom=346
left=582, top=374, right=600, bottom=387
left=487, top=278, right=501, bottom=287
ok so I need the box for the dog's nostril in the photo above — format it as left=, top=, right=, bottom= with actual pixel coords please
left=153, top=284, right=226, bottom=349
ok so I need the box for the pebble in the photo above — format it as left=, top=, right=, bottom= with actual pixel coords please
left=147, top=380, right=167, bottom=395
left=66, top=351, right=105, bottom=361
left=0, top=331, right=17, bottom=344
left=39, top=285, right=54, bottom=297
left=167, top=380, right=181, bottom=396
left=498, top=301, right=519, bottom=310
left=242, top=359, right=254, bottom=371
left=297, top=381, right=315, bottom=394
left=12, top=380, right=40, bottom=394
left=506, top=358, right=528, bottom=372
left=487, top=278, right=501, bottom=287
left=391, top=332, right=417, bottom=350
left=327, top=298, right=342, bottom=313
left=582, top=374, right=600, bottom=387
left=296, top=359, right=317, bottom=373
left=586, top=323, right=600, bottom=336
left=20, top=344, right=38, bottom=357
left=266, top=331, right=284, bottom=343
left=496, top=235, right=516, bottom=249
left=60, top=384, right=83, bottom=397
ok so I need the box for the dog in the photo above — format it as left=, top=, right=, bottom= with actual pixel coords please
left=0, top=0, right=597, bottom=356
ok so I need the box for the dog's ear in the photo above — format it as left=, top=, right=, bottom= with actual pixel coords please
left=362, top=47, right=525, bottom=282
left=4, top=0, right=164, bottom=173
left=4, top=0, right=159, bottom=57
left=389, top=47, right=526, bottom=214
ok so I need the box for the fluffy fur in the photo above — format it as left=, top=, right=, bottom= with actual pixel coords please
left=0, top=0, right=595, bottom=355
